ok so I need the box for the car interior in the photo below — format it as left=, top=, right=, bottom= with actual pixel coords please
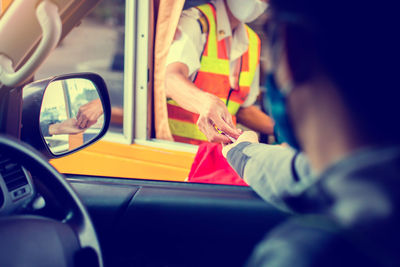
left=0, top=0, right=290, bottom=266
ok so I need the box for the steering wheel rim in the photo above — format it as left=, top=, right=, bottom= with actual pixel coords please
left=0, top=135, right=103, bottom=267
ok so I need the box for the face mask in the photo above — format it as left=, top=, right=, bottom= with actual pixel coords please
left=264, top=73, right=301, bottom=150
left=226, top=0, right=268, bottom=23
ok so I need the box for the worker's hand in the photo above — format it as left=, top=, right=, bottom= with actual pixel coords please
left=48, top=118, right=86, bottom=135
left=76, top=98, right=103, bottom=129
left=222, top=131, right=259, bottom=158
left=197, top=93, right=241, bottom=144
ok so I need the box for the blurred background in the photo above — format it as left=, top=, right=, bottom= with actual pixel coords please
left=36, top=0, right=125, bottom=133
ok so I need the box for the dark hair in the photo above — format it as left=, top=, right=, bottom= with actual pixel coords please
left=268, top=0, right=400, bottom=144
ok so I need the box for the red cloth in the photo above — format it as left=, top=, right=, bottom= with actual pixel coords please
left=188, top=143, right=248, bottom=186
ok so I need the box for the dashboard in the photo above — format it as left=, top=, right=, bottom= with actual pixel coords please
left=0, top=154, right=35, bottom=215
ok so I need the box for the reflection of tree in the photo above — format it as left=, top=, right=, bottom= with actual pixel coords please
left=41, top=107, right=66, bottom=121
left=41, top=108, right=57, bottom=121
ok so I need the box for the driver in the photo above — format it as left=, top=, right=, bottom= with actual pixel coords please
left=223, top=0, right=400, bottom=265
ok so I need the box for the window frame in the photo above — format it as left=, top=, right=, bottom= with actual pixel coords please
left=101, top=0, right=136, bottom=145
left=131, top=0, right=198, bottom=153
left=101, top=0, right=198, bottom=153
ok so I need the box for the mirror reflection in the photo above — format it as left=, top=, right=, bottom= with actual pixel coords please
left=40, top=78, right=104, bottom=155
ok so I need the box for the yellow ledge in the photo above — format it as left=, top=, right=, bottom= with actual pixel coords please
left=50, top=140, right=196, bottom=181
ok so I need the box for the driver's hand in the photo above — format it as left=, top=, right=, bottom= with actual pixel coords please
left=196, top=93, right=241, bottom=144
left=48, top=118, right=85, bottom=135
left=76, top=98, right=103, bottom=129
left=222, top=131, right=259, bottom=158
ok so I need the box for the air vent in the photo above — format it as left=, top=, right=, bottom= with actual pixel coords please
left=0, top=155, right=28, bottom=192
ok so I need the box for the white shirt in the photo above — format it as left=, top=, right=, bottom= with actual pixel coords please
left=166, top=0, right=260, bottom=107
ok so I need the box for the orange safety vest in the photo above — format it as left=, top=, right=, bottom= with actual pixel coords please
left=1, top=0, right=13, bottom=14
left=167, top=3, right=261, bottom=145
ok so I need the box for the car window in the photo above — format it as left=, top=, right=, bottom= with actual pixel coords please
left=152, top=4, right=270, bottom=146
left=136, top=2, right=273, bottom=186
left=47, top=1, right=271, bottom=186
left=36, top=0, right=125, bottom=134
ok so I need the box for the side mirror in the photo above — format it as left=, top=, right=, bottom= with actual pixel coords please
left=21, top=73, right=111, bottom=159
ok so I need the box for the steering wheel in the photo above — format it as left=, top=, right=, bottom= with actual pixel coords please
left=0, top=135, right=103, bottom=267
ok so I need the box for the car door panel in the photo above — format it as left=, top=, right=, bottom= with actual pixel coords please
left=68, top=180, right=138, bottom=233
left=68, top=175, right=289, bottom=267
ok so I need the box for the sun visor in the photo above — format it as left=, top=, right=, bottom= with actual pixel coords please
left=0, top=0, right=100, bottom=88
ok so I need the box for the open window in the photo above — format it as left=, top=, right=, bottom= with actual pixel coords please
left=149, top=0, right=272, bottom=148
left=41, top=0, right=272, bottom=185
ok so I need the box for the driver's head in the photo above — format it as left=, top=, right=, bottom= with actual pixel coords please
left=264, top=0, right=399, bottom=170
left=225, top=0, right=269, bottom=23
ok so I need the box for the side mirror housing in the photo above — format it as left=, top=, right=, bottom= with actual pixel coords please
left=21, top=73, right=111, bottom=159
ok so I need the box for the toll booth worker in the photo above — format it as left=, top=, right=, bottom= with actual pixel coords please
left=165, top=0, right=274, bottom=145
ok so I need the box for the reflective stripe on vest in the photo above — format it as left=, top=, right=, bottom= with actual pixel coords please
left=167, top=3, right=260, bottom=144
